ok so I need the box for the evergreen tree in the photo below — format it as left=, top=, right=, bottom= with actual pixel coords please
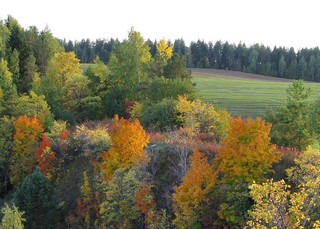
left=298, top=56, right=308, bottom=80
left=234, top=42, right=247, bottom=71
left=34, top=27, right=62, bottom=76
left=146, top=39, right=157, bottom=57
left=314, top=55, right=320, bottom=81
left=308, top=55, right=316, bottom=81
left=61, top=39, right=74, bottom=52
left=278, top=55, right=286, bottom=77
left=248, top=49, right=258, bottom=73
left=286, top=59, right=298, bottom=79
left=256, top=44, right=272, bottom=75
left=0, top=58, right=18, bottom=116
left=0, top=116, right=14, bottom=194
left=173, top=39, right=187, bottom=56
left=221, top=42, right=234, bottom=70
left=190, top=40, right=209, bottom=68
left=0, top=19, right=10, bottom=59
left=267, top=80, right=314, bottom=150
left=6, top=16, right=38, bottom=94
left=14, top=168, right=59, bottom=229
left=5, top=16, right=24, bottom=55
left=163, top=54, right=191, bottom=79
left=213, top=41, right=223, bottom=68
left=19, top=53, right=38, bottom=93
left=8, top=48, right=20, bottom=86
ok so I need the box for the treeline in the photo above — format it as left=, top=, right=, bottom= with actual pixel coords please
left=59, top=38, right=189, bottom=65
left=61, top=38, right=320, bottom=82
left=189, top=40, right=320, bottom=81
left=61, top=38, right=119, bottom=64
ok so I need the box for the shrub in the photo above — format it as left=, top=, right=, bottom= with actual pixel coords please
left=141, top=98, right=178, bottom=131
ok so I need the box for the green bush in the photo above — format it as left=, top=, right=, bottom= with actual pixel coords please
left=144, top=78, right=196, bottom=104
left=141, top=98, right=178, bottom=131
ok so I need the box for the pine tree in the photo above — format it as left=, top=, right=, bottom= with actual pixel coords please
left=14, top=168, right=59, bottom=229
left=0, top=116, right=14, bottom=194
left=0, top=58, right=18, bottom=116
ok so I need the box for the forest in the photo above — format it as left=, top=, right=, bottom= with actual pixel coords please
left=61, top=33, right=320, bottom=82
left=0, top=15, right=320, bottom=228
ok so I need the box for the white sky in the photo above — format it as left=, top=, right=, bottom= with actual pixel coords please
left=1, top=0, right=319, bottom=50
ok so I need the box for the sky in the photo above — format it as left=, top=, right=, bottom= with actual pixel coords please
left=1, top=0, right=319, bottom=50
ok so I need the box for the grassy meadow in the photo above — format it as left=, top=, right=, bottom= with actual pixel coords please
left=80, top=63, right=95, bottom=72
left=192, top=69, right=320, bottom=118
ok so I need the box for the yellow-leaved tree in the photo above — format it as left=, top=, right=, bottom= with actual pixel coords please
left=156, top=39, right=173, bottom=64
left=214, top=117, right=281, bottom=226
left=41, top=51, right=82, bottom=117
left=47, top=51, right=82, bottom=81
left=100, top=115, right=149, bottom=181
left=215, top=117, right=280, bottom=184
left=247, top=147, right=320, bottom=228
left=176, top=95, right=230, bottom=139
left=173, top=149, right=217, bottom=228
left=76, top=171, right=100, bottom=228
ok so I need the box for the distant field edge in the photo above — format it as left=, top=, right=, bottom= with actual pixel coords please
left=190, top=68, right=293, bottom=82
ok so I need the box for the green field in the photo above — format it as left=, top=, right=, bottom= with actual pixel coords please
left=80, top=63, right=95, bottom=72
left=192, top=70, right=320, bottom=118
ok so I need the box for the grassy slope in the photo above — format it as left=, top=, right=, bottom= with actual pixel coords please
left=192, top=69, right=320, bottom=118
left=80, top=63, right=95, bottom=72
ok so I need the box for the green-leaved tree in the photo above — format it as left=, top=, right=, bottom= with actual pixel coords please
left=266, top=80, right=314, bottom=151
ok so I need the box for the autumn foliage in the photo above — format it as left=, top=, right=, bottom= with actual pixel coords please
left=156, top=39, right=173, bottom=64
left=100, top=115, right=150, bottom=181
left=13, top=116, right=44, bottom=152
left=10, top=116, right=44, bottom=186
left=135, top=185, right=156, bottom=215
left=49, top=51, right=82, bottom=80
left=173, top=149, right=217, bottom=228
left=135, top=184, right=160, bottom=225
left=215, top=117, right=280, bottom=184
left=35, top=134, right=57, bottom=179
left=76, top=171, right=100, bottom=228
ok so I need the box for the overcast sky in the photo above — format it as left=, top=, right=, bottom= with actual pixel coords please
left=1, top=0, right=319, bottom=50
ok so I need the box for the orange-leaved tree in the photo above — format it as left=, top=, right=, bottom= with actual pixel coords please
left=35, top=134, right=57, bottom=180
left=135, top=184, right=157, bottom=225
left=100, top=115, right=149, bottom=181
left=173, top=149, right=217, bottom=228
left=215, top=117, right=280, bottom=184
left=10, top=116, right=44, bottom=186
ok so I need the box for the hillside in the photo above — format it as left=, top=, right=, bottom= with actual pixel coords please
left=192, top=68, right=320, bottom=118
left=191, top=68, right=293, bottom=82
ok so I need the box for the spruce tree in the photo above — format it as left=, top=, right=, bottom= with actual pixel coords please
left=14, top=168, right=59, bottom=229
